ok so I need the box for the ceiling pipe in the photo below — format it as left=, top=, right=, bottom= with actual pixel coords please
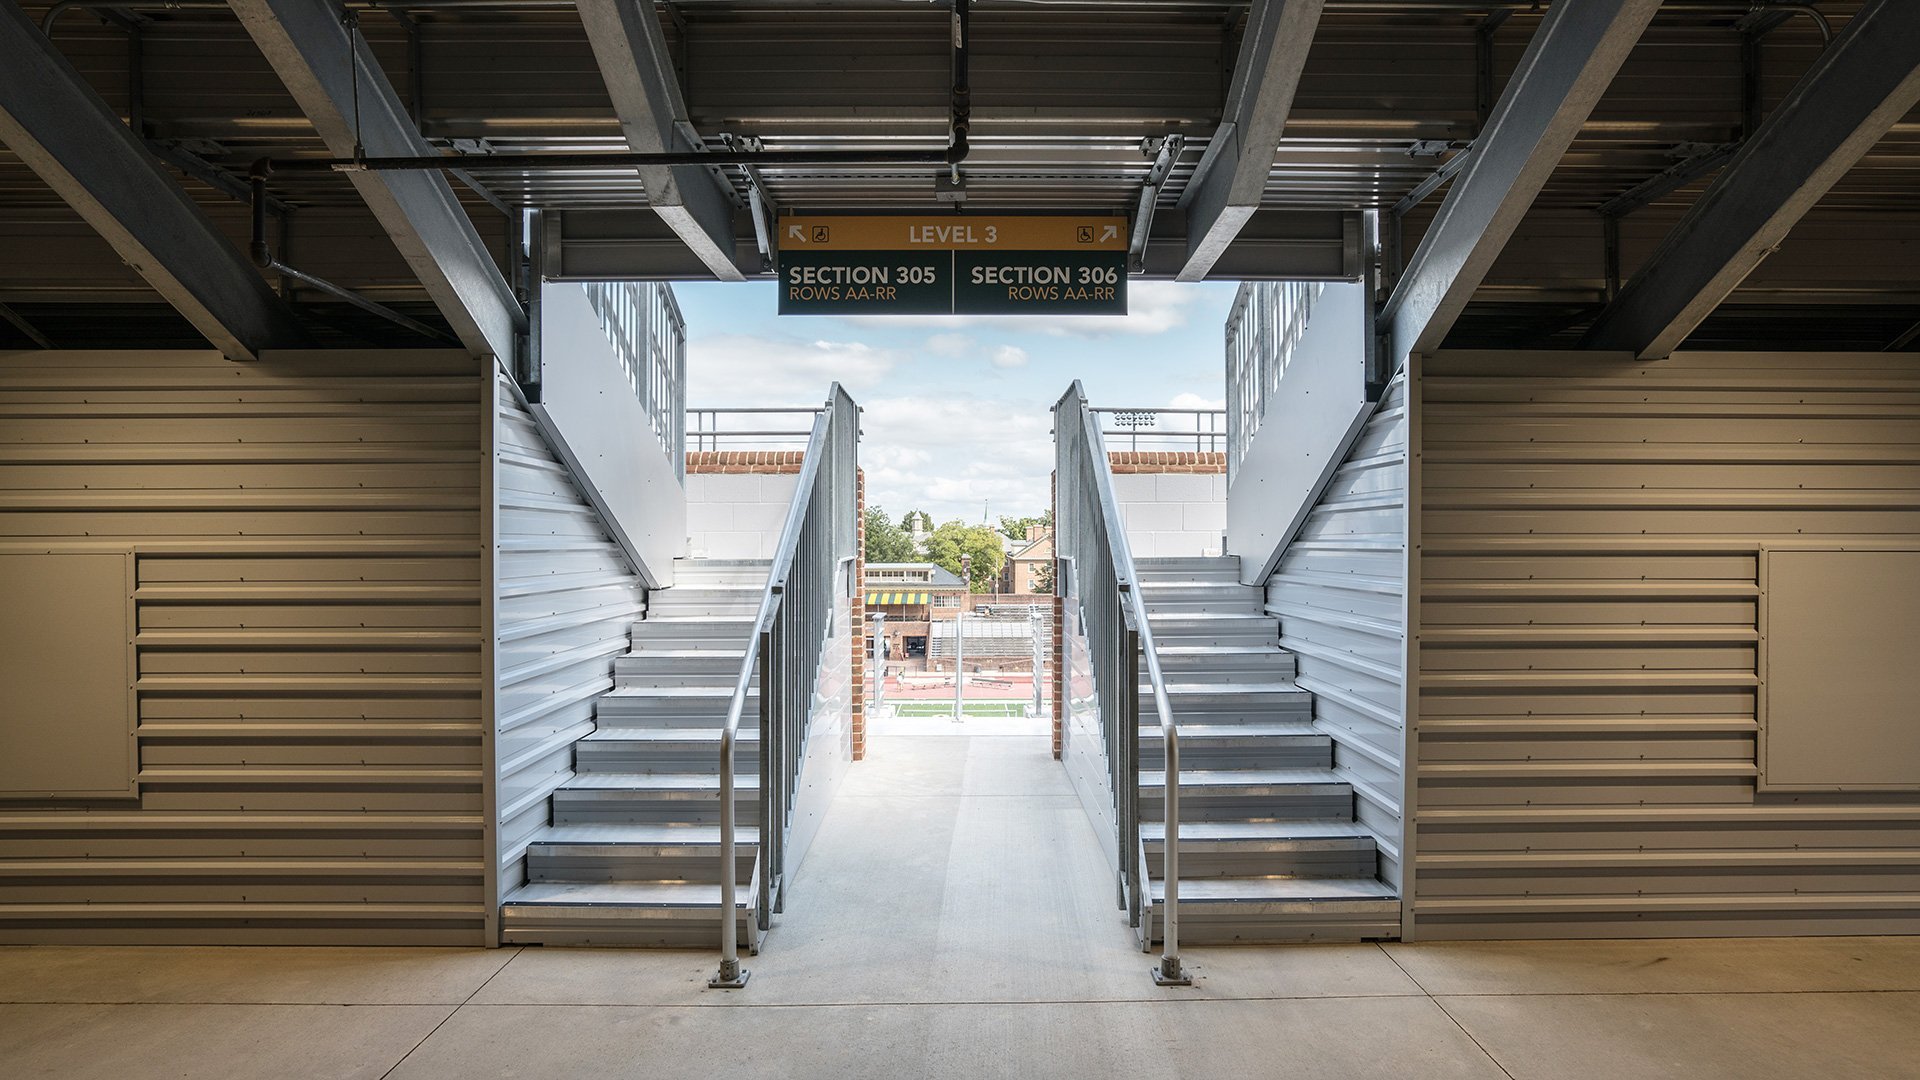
left=42, top=0, right=1835, bottom=46
left=245, top=169, right=458, bottom=343
left=251, top=148, right=953, bottom=173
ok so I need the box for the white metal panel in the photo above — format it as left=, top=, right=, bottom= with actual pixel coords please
left=1414, top=349, right=1920, bottom=939
left=1266, top=375, right=1409, bottom=890
left=491, top=372, right=647, bottom=918
left=0, top=348, right=487, bottom=945
left=533, top=282, right=687, bottom=586
left=1226, top=280, right=1373, bottom=584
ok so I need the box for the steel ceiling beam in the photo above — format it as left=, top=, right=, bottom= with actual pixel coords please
left=1173, top=0, right=1325, bottom=282
left=1586, top=0, right=1920, bottom=359
left=0, top=0, right=304, bottom=360
left=576, top=0, right=745, bottom=282
left=230, top=0, right=525, bottom=359
left=1379, top=0, right=1660, bottom=363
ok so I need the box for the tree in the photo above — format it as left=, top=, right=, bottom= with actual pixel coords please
left=1030, top=560, right=1055, bottom=595
left=997, top=510, right=1053, bottom=541
left=924, top=520, right=1005, bottom=593
left=864, top=507, right=916, bottom=564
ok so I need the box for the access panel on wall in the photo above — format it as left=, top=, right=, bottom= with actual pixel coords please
left=777, top=215, right=1128, bottom=316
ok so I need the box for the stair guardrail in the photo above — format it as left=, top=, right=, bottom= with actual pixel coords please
left=1054, top=381, right=1189, bottom=987
left=711, top=384, right=859, bottom=989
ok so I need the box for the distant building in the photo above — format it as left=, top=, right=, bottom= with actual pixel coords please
left=901, top=512, right=933, bottom=555
left=864, top=562, right=966, bottom=662
left=999, top=525, right=1053, bottom=594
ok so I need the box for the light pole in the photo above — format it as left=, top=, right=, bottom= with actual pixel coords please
left=953, top=553, right=970, bottom=722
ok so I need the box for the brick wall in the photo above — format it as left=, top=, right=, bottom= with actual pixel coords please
left=684, top=450, right=807, bottom=474
left=1106, top=451, right=1226, bottom=474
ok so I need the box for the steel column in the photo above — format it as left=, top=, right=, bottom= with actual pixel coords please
left=575, top=0, right=745, bottom=282
left=230, top=0, right=525, bottom=360
left=0, top=0, right=304, bottom=360
left=1174, top=0, right=1326, bottom=282
left=1380, top=0, right=1661, bottom=364
left=1586, top=0, right=1920, bottom=359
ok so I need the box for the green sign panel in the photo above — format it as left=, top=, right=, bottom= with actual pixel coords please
left=776, top=214, right=1130, bottom=317
left=954, top=251, right=1126, bottom=315
left=778, top=250, right=951, bottom=315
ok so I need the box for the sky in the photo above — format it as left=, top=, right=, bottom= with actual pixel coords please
left=675, top=280, right=1238, bottom=527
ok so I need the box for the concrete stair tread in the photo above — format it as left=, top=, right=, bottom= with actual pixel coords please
left=1147, top=876, right=1397, bottom=903
left=503, top=881, right=748, bottom=909
left=580, top=727, right=757, bottom=743
left=1155, top=645, right=1287, bottom=656
left=1151, top=682, right=1306, bottom=695
left=1140, top=768, right=1346, bottom=789
left=604, top=685, right=754, bottom=699
left=534, top=823, right=760, bottom=846
left=1141, top=820, right=1373, bottom=843
left=562, top=772, right=759, bottom=791
left=622, top=647, right=749, bottom=658
left=1138, top=722, right=1320, bottom=738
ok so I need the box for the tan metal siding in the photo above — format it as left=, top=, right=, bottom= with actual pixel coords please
left=491, top=374, right=646, bottom=916
left=1267, top=376, right=1409, bottom=889
left=0, top=348, right=486, bottom=944
left=1414, top=350, right=1920, bottom=939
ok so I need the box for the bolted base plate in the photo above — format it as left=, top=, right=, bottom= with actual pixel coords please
left=708, top=968, right=751, bottom=990
left=1151, top=965, right=1193, bottom=987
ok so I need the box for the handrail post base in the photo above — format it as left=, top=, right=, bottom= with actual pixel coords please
left=1151, top=956, right=1191, bottom=987
left=709, top=958, right=751, bottom=990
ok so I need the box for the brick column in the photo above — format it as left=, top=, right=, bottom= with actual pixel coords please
left=1051, top=582, right=1065, bottom=760
left=850, top=468, right=867, bottom=760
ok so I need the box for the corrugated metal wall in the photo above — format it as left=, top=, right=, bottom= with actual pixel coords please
left=1266, top=375, right=1409, bottom=890
left=1413, top=350, right=1920, bottom=939
left=491, top=372, right=646, bottom=916
left=0, top=348, right=487, bottom=945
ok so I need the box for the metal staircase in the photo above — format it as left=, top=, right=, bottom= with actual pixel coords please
left=1136, top=555, right=1397, bottom=944
left=500, top=558, right=768, bottom=948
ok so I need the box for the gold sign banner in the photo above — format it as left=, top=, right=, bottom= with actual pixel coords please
left=777, top=215, right=1129, bottom=252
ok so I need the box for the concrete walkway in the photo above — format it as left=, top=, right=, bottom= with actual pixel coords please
left=4, top=715, right=1919, bottom=1078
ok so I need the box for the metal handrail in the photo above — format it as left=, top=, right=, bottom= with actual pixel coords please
left=688, top=406, right=827, bottom=452
left=1091, top=407, right=1227, bottom=454
left=1055, top=380, right=1188, bottom=987
left=711, top=384, right=855, bottom=989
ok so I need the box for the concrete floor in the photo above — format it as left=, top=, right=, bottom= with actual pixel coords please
left=4, top=715, right=1918, bottom=1079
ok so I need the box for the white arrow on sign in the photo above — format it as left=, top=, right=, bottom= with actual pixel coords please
left=1100, top=225, right=1119, bottom=242
left=788, top=224, right=804, bottom=241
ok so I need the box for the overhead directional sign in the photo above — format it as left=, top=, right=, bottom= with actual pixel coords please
left=776, top=215, right=1128, bottom=316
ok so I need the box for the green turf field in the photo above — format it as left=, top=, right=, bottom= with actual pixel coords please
left=889, top=700, right=1031, bottom=718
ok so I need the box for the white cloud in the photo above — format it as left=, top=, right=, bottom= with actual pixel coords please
left=1170, top=391, right=1225, bottom=410
left=844, top=280, right=1206, bottom=339
left=925, top=333, right=973, bottom=357
left=858, top=394, right=1054, bottom=524
left=991, top=345, right=1029, bottom=369
left=686, top=333, right=902, bottom=407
